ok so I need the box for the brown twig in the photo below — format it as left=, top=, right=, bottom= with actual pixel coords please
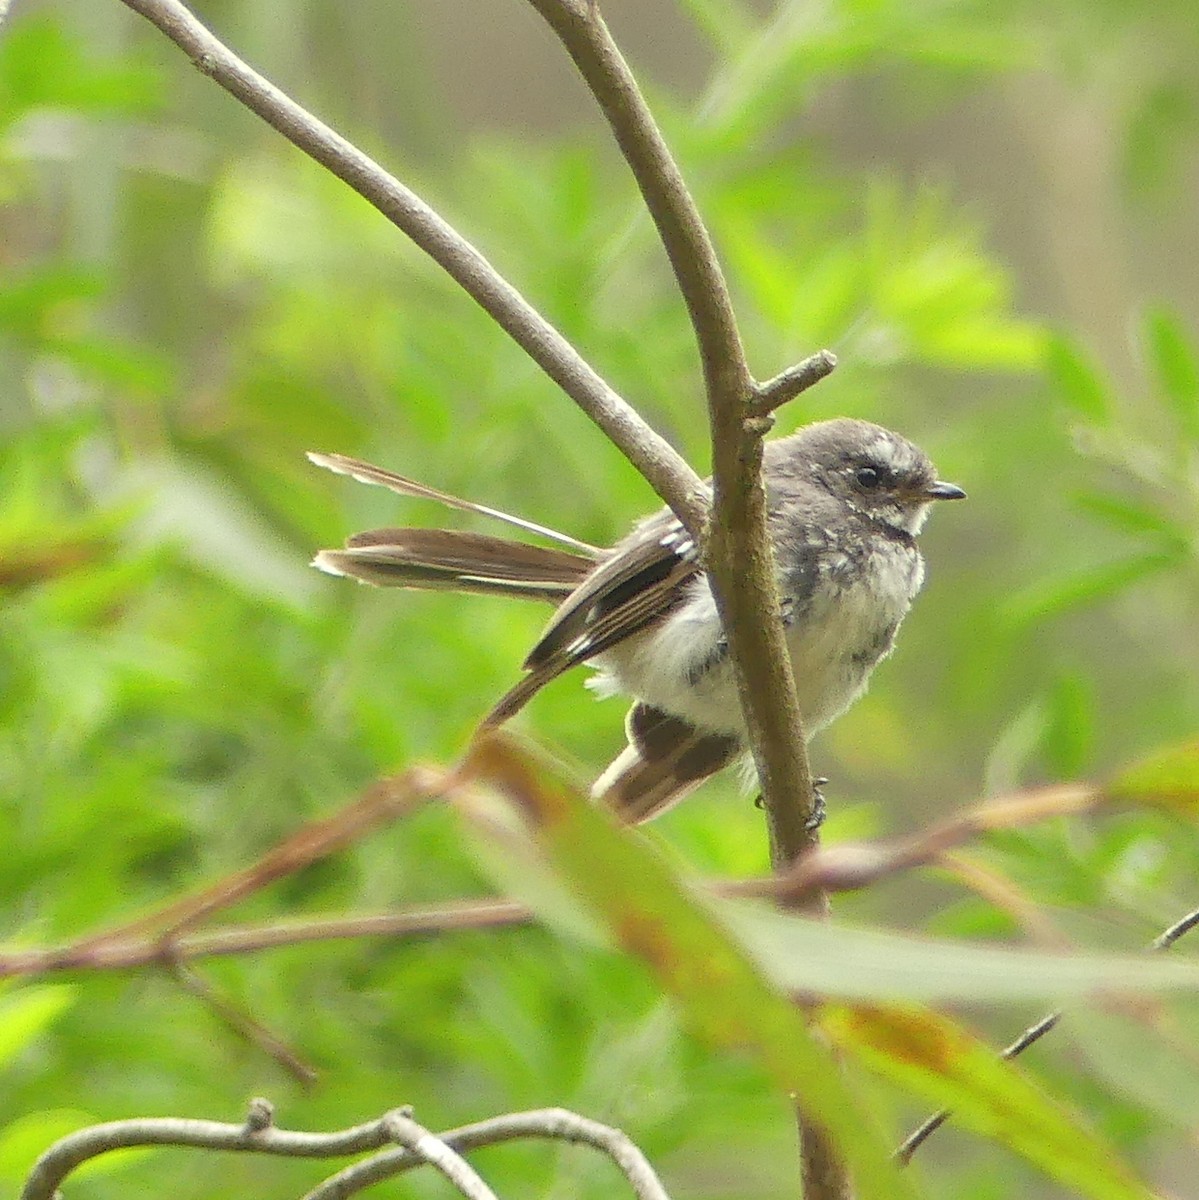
left=770, top=782, right=1101, bottom=908
left=20, top=1103, right=673, bottom=1200
left=67, top=769, right=440, bottom=953
left=0, top=898, right=534, bottom=978
left=0, top=779, right=1117, bottom=983
left=116, top=0, right=706, bottom=532
left=168, top=959, right=319, bottom=1087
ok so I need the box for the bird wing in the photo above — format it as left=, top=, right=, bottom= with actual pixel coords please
left=484, top=510, right=701, bottom=723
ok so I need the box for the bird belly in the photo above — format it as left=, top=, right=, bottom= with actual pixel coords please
left=589, top=543, right=922, bottom=740
left=788, top=542, right=923, bottom=733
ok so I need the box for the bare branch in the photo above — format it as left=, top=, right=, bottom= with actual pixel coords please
left=117, top=0, right=706, bottom=531
left=0, top=898, right=532, bottom=978
left=21, top=1103, right=672, bottom=1200
left=20, top=1104, right=407, bottom=1200
left=304, top=1108, right=673, bottom=1200
left=752, top=351, right=839, bottom=417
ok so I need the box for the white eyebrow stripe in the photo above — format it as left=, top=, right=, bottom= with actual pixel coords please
left=864, top=435, right=914, bottom=472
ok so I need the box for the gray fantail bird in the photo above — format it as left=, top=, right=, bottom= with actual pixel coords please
left=310, top=418, right=965, bottom=823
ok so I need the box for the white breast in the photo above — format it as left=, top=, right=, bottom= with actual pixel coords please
left=589, top=540, right=924, bottom=740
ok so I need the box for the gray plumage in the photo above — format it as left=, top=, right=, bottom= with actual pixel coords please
left=310, top=419, right=964, bottom=822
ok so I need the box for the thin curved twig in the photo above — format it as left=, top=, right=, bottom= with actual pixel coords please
left=896, top=904, right=1199, bottom=1164
left=382, top=1112, right=500, bottom=1200
left=116, top=0, right=706, bottom=532
left=167, top=958, right=319, bottom=1086
left=20, top=1102, right=398, bottom=1200
left=303, top=1107, right=672, bottom=1200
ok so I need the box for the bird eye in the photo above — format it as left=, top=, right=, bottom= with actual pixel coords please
left=855, top=466, right=881, bottom=489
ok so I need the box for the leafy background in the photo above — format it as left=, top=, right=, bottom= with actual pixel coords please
left=2, top=0, right=1199, bottom=1196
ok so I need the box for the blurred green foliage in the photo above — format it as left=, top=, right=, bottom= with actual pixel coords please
left=2, top=0, right=1199, bottom=1197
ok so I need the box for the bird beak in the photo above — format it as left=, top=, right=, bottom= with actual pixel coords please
left=925, top=481, right=966, bottom=501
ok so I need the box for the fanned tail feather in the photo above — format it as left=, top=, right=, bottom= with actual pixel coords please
left=593, top=703, right=741, bottom=823
left=313, top=528, right=593, bottom=602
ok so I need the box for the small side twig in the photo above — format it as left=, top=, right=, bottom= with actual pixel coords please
left=751, top=350, right=839, bottom=417
left=382, top=1111, right=499, bottom=1200
left=168, top=959, right=319, bottom=1087
left=896, top=904, right=1199, bottom=1164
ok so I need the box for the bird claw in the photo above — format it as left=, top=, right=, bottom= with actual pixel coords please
left=752, top=776, right=828, bottom=832
left=805, top=776, right=829, bottom=832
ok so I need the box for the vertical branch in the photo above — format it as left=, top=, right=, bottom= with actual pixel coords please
left=525, top=4, right=844, bottom=1196
left=523, top=1, right=821, bottom=867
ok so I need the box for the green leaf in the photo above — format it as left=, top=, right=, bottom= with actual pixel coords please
left=0, top=985, right=77, bottom=1070
left=826, top=1005, right=1155, bottom=1200
left=463, top=734, right=916, bottom=1200
left=1074, top=492, right=1188, bottom=547
left=1107, top=739, right=1199, bottom=817
left=1144, top=307, right=1199, bottom=439
left=1001, top=551, right=1178, bottom=627
left=0, top=19, right=161, bottom=124
left=1042, top=673, right=1095, bottom=778
left=715, top=899, right=1199, bottom=1003
left=1046, top=334, right=1114, bottom=424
